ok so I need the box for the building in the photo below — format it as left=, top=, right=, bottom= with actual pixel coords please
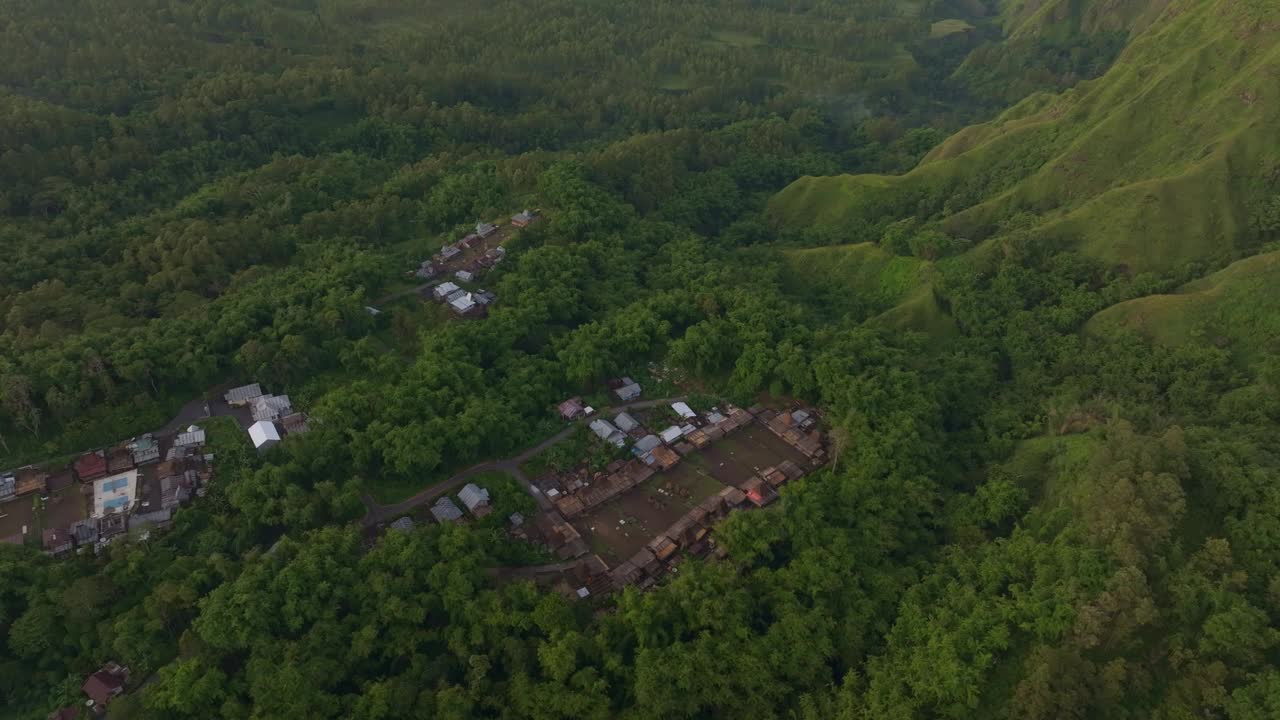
left=93, top=469, right=139, bottom=518
left=433, top=281, right=461, bottom=301
left=81, top=662, right=129, bottom=713
left=364, top=306, right=382, bottom=316
left=173, top=427, right=207, bottom=448
left=249, top=421, right=281, bottom=451
left=42, top=527, right=74, bottom=556
left=589, top=419, right=626, bottom=447
left=0, top=472, right=15, bottom=502
left=224, top=383, right=264, bottom=406
left=614, top=412, right=641, bottom=434
left=671, top=401, right=697, bottom=420
left=660, top=425, right=684, bottom=444
left=614, top=378, right=642, bottom=402
left=448, top=292, right=478, bottom=316
left=281, top=413, right=310, bottom=436
left=458, top=483, right=492, bottom=517
left=511, top=209, right=539, bottom=227
left=46, top=469, right=75, bottom=493
left=632, top=434, right=661, bottom=458
left=455, top=269, right=475, bottom=283
left=460, top=233, right=482, bottom=249
left=439, top=244, right=461, bottom=260
left=475, top=221, right=498, bottom=238
left=475, top=290, right=497, bottom=307
left=251, top=394, right=292, bottom=422
left=390, top=517, right=414, bottom=533
left=70, top=519, right=99, bottom=546
left=74, top=451, right=108, bottom=482
left=129, top=434, right=160, bottom=465
left=415, top=261, right=437, bottom=279
left=559, top=397, right=586, bottom=421
left=160, top=474, right=193, bottom=511
left=430, top=496, right=464, bottom=523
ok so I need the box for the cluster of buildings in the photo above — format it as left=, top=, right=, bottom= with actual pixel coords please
left=430, top=281, right=497, bottom=317
left=400, top=481, right=494, bottom=526
left=754, top=406, right=826, bottom=462
left=47, top=661, right=129, bottom=718
left=2, top=425, right=212, bottom=554
left=223, top=383, right=310, bottom=451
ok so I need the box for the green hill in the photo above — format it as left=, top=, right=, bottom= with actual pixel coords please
left=770, top=0, right=1280, bottom=275
left=1085, top=248, right=1280, bottom=366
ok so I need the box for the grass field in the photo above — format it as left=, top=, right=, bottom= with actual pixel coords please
left=1085, top=249, right=1280, bottom=367
left=769, top=0, right=1280, bottom=275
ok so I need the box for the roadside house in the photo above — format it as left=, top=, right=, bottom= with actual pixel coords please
left=458, top=483, right=492, bottom=517
left=559, top=398, right=586, bottom=421
left=671, top=401, right=697, bottom=420
left=511, top=209, right=539, bottom=227
left=433, top=281, right=461, bottom=301
left=129, top=434, right=160, bottom=465
left=74, top=452, right=108, bottom=482
left=613, top=377, right=642, bottom=402
left=475, top=221, right=498, bottom=238
left=173, top=427, right=207, bottom=448
left=614, top=412, right=641, bottom=434
left=15, top=467, right=47, bottom=497
left=430, top=496, right=464, bottom=523
left=589, top=419, right=627, bottom=448
left=224, top=383, right=264, bottom=406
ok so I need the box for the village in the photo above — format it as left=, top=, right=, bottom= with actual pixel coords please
left=380, top=374, right=828, bottom=602
left=367, top=209, right=540, bottom=319
left=0, top=382, right=309, bottom=557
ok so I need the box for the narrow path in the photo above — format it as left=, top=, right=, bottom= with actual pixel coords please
left=362, top=396, right=686, bottom=526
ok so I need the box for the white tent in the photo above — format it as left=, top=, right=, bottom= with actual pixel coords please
left=248, top=420, right=281, bottom=451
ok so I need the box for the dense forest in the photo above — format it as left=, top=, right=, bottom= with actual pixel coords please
left=3, top=0, right=1280, bottom=718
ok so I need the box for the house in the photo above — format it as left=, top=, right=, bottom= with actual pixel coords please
left=559, top=397, right=586, bottom=421
left=74, top=452, right=108, bottom=482
left=632, top=434, right=661, bottom=458
left=93, top=470, right=139, bottom=518
left=455, top=270, right=475, bottom=283
left=390, top=517, right=414, bottom=533
left=42, top=527, right=73, bottom=556
left=614, top=412, right=641, bottom=434
left=458, top=483, right=492, bottom=517
left=70, top=519, right=99, bottom=546
left=248, top=420, right=280, bottom=451
left=281, top=413, right=310, bottom=436
left=433, top=281, right=461, bottom=301
left=106, top=447, right=134, bottom=474
left=475, top=221, right=498, bottom=238
left=129, top=434, right=160, bottom=465
left=647, top=446, right=680, bottom=470
left=439, top=244, right=461, bottom=260
left=671, top=401, right=697, bottom=420
left=511, top=209, right=539, bottom=227
left=614, top=378, right=642, bottom=402
left=251, top=394, right=292, bottom=422
left=706, top=410, right=727, bottom=425
left=509, top=512, right=525, bottom=527
left=589, top=419, right=626, bottom=447
left=792, top=409, right=816, bottom=430
left=415, top=261, right=437, bottom=279
left=14, top=467, right=47, bottom=496
left=742, top=477, right=778, bottom=507
left=660, top=425, right=684, bottom=444
left=174, top=426, right=207, bottom=448
left=430, top=496, right=464, bottom=523
left=460, top=233, right=482, bottom=249
left=224, top=383, right=264, bottom=406
left=448, top=292, right=479, bottom=315
left=81, top=662, right=129, bottom=712
left=475, top=290, right=497, bottom=306
left=364, top=306, right=382, bottom=316
left=0, top=472, right=14, bottom=502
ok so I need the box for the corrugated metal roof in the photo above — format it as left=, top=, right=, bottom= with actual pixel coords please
left=458, top=483, right=490, bottom=511
left=174, top=429, right=206, bottom=447
left=224, top=383, right=263, bottom=404
left=431, top=496, right=464, bottom=522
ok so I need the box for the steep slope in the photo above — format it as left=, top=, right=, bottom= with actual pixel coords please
left=771, top=0, right=1280, bottom=274
left=1085, top=248, right=1280, bottom=366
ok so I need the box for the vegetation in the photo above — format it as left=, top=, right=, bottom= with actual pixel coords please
left=3, top=1, right=1280, bottom=719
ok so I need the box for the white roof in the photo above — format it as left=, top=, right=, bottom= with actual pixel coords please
left=672, top=402, right=696, bottom=419
left=576, top=587, right=590, bottom=598
left=248, top=420, right=281, bottom=448
left=458, top=483, right=491, bottom=511
left=660, top=425, right=684, bottom=443
left=449, top=293, right=477, bottom=313
left=614, top=412, right=640, bottom=432
left=431, top=496, right=464, bottom=522
left=455, top=270, right=473, bottom=281
left=224, top=383, right=263, bottom=404
left=589, top=419, right=625, bottom=447
left=174, top=428, right=206, bottom=447
left=434, top=281, right=460, bottom=297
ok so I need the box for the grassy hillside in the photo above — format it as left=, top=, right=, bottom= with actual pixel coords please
left=770, top=0, right=1280, bottom=275
left=1085, top=248, right=1280, bottom=366
left=780, top=242, right=958, bottom=338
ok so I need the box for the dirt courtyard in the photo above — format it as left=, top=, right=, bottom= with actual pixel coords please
left=697, top=424, right=810, bottom=489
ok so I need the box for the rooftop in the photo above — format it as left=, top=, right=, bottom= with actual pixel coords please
left=224, top=383, right=264, bottom=404
left=458, top=483, right=491, bottom=511
left=431, top=496, right=464, bottom=523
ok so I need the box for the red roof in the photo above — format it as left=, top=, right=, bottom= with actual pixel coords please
left=74, top=452, right=107, bottom=480
left=82, top=670, right=124, bottom=705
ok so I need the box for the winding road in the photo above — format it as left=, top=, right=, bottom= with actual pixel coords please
left=361, top=396, right=686, bottom=526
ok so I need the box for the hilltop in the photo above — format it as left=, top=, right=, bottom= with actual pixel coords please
left=771, top=0, right=1280, bottom=275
